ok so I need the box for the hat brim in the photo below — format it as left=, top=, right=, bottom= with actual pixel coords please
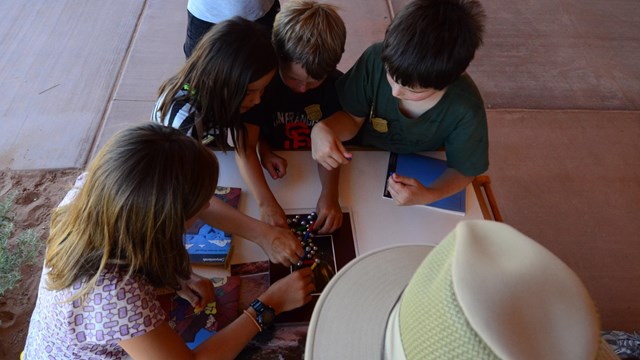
left=305, top=244, right=434, bottom=360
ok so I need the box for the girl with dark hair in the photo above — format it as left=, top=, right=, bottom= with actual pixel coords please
left=154, top=16, right=278, bottom=150
left=24, top=123, right=314, bottom=359
left=153, top=17, right=303, bottom=266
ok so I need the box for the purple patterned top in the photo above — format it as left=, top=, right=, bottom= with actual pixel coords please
left=24, top=265, right=166, bottom=359
left=24, top=173, right=166, bottom=359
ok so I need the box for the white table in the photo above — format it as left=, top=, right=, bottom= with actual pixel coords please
left=207, top=150, right=485, bottom=269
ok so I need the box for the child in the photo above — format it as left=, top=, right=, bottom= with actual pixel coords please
left=235, top=0, right=347, bottom=234
left=183, top=0, right=280, bottom=58
left=23, top=124, right=315, bottom=359
left=153, top=17, right=304, bottom=266
left=311, top=0, right=489, bottom=207
left=154, top=16, right=277, bottom=150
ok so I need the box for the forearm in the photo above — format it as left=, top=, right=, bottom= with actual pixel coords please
left=235, top=149, right=279, bottom=208
left=193, top=310, right=260, bottom=360
left=318, top=163, right=340, bottom=200
left=318, top=110, right=363, bottom=142
left=199, top=198, right=270, bottom=248
left=425, top=168, right=473, bottom=203
left=257, top=139, right=273, bottom=162
left=314, top=163, right=343, bottom=233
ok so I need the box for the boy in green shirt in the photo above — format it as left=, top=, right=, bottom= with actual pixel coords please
left=311, top=0, right=488, bottom=206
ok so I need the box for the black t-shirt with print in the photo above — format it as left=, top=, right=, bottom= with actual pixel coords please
left=242, top=69, right=343, bottom=150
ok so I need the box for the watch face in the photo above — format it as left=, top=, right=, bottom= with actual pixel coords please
left=260, top=307, right=276, bottom=325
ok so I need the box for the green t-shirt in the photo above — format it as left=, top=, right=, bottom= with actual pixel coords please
left=336, top=43, right=489, bottom=176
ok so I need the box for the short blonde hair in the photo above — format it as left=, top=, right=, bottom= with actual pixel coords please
left=272, top=0, right=346, bottom=80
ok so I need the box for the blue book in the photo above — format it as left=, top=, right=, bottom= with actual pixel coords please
left=383, top=153, right=466, bottom=215
left=183, top=187, right=241, bottom=266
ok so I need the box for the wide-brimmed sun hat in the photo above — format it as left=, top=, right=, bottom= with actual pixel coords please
left=305, top=220, right=618, bottom=360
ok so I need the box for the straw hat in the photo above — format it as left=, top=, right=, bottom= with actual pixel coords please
left=305, top=220, right=618, bottom=360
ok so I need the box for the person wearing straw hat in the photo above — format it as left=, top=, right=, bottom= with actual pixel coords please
left=306, top=220, right=619, bottom=359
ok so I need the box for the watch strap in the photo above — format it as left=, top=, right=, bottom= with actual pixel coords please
left=250, top=299, right=274, bottom=331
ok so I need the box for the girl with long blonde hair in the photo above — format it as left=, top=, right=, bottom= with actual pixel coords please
left=24, top=124, right=314, bottom=359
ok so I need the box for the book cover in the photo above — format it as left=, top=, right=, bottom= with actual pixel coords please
left=269, top=210, right=357, bottom=324
left=384, top=153, right=466, bottom=215
left=184, top=186, right=241, bottom=266
left=157, top=275, right=241, bottom=349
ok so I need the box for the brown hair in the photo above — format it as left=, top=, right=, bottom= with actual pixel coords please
left=156, top=17, right=277, bottom=151
left=272, top=0, right=346, bottom=80
left=45, top=123, right=218, bottom=299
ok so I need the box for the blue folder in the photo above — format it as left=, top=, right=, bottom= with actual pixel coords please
left=384, top=153, right=466, bottom=215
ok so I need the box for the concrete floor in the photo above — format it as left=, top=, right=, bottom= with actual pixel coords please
left=1, top=0, right=638, bottom=331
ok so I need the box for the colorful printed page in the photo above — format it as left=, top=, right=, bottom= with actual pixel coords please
left=157, top=276, right=240, bottom=349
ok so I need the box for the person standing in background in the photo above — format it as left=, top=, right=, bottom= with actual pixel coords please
left=184, top=0, right=280, bottom=58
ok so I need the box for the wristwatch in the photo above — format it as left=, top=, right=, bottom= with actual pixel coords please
left=250, top=299, right=276, bottom=331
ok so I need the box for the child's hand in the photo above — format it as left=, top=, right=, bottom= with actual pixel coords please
left=387, top=173, right=434, bottom=206
left=176, top=272, right=215, bottom=310
left=259, top=150, right=288, bottom=179
left=314, top=194, right=343, bottom=234
left=311, top=123, right=352, bottom=170
left=259, top=225, right=305, bottom=266
left=260, top=267, right=315, bottom=314
left=259, top=202, right=288, bottom=229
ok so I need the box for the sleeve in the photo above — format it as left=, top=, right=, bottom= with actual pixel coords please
left=151, top=92, right=167, bottom=124
left=444, top=108, right=489, bottom=177
left=320, top=69, right=344, bottom=118
left=58, top=172, right=88, bottom=207
left=85, top=275, right=166, bottom=343
left=335, top=44, right=381, bottom=118
left=118, top=278, right=166, bottom=341
left=151, top=90, right=197, bottom=137
left=240, top=101, right=269, bottom=126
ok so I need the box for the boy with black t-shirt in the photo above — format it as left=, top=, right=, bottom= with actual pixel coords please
left=236, top=0, right=347, bottom=234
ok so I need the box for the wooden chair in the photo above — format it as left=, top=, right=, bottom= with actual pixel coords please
left=472, top=175, right=503, bottom=222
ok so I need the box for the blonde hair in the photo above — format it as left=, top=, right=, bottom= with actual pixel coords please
left=272, top=0, right=346, bottom=80
left=45, top=123, right=218, bottom=299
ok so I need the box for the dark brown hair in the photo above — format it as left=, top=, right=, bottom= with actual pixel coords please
left=157, top=17, right=278, bottom=150
left=382, top=0, right=485, bottom=90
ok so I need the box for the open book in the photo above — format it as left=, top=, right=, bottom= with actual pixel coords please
left=384, top=153, right=466, bottom=215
